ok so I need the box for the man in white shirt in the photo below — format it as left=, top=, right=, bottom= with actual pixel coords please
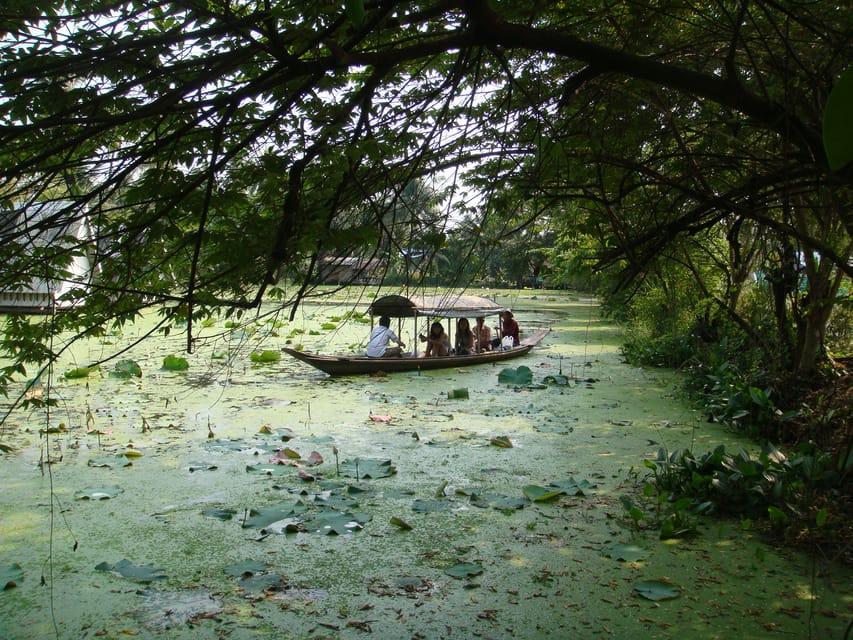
left=366, top=316, right=406, bottom=357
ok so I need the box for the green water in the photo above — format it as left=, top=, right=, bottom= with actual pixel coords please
left=0, top=292, right=850, bottom=639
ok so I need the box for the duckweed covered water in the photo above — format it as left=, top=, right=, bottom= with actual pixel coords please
left=0, top=292, right=850, bottom=639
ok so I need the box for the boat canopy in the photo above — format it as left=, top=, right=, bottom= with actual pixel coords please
left=368, top=294, right=504, bottom=319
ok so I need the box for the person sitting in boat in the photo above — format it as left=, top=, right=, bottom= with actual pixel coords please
left=474, top=316, right=492, bottom=352
left=500, top=310, right=520, bottom=347
left=366, top=315, right=406, bottom=358
left=419, top=321, right=448, bottom=357
left=455, top=318, right=475, bottom=355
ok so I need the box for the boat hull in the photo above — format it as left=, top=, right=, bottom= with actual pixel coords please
left=283, top=329, right=549, bottom=376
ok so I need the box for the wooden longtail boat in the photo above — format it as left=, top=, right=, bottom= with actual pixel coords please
left=282, top=293, right=549, bottom=376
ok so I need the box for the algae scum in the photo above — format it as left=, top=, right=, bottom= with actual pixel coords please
left=0, top=294, right=850, bottom=639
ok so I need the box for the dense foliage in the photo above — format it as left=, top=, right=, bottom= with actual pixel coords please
left=1, top=2, right=850, bottom=410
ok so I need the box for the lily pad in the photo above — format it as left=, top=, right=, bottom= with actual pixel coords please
left=306, top=509, right=371, bottom=535
left=74, top=485, right=123, bottom=500
left=246, top=463, right=292, bottom=476
left=468, top=493, right=527, bottom=511
left=445, top=562, right=483, bottom=579
left=202, top=508, right=237, bottom=521
left=88, top=456, right=132, bottom=468
left=95, top=559, right=166, bottom=583
left=111, top=359, right=142, bottom=378
left=64, top=365, right=97, bottom=379
left=633, top=579, right=681, bottom=601
left=549, top=477, right=597, bottom=496
left=522, top=485, right=564, bottom=502
left=188, top=461, right=218, bottom=472
left=162, top=354, right=189, bottom=371
left=250, top=350, right=281, bottom=363
left=498, top=366, right=533, bottom=385
left=411, top=498, right=456, bottom=513
left=1, top=563, right=24, bottom=589
left=223, top=559, right=269, bottom=577
left=242, top=501, right=308, bottom=529
left=603, top=544, right=649, bottom=562
left=339, top=458, right=396, bottom=479
left=543, top=374, right=571, bottom=385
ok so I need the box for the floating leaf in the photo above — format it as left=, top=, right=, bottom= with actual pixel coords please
left=123, top=449, right=142, bottom=458
left=1, top=563, right=24, bottom=589
left=498, top=366, right=533, bottom=385
left=603, top=544, right=649, bottom=562
left=250, top=350, right=281, bottom=363
left=242, top=501, right=308, bottom=530
left=306, top=509, right=370, bottom=535
left=339, top=458, right=396, bottom=479
left=112, top=359, right=142, bottom=378
left=633, top=580, right=680, bottom=601
left=246, top=463, right=291, bottom=476
left=412, top=499, right=455, bottom=513
left=188, top=461, right=218, bottom=472
left=445, top=562, right=483, bottom=579
left=88, top=456, right=132, bottom=468
left=447, top=388, right=469, bottom=399
left=543, top=374, right=570, bottom=385
left=390, top=516, right=413, bottom=530
left=522, top=485, right=564, bottom=502
left=468, top=493, right=527, bottom=511
left=75, top=485, right=123, bottom=500
left=223, top=560, right=268, bottom=577
left=549, top=477, right=597, bottom=496
left=64, top=365, right=96, bottom=379
left=162, top=355, right=189, bottom=371
left=202, top=508, right=236, bottom=521
left=95, top=559, right=166, bottom=583
left=490, top=435, right=513, bottom=448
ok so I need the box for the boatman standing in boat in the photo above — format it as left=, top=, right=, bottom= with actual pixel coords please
left=366, top=315, right=406, bottom=358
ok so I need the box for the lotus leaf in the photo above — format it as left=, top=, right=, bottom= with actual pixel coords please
left=468, top=493, right=527, bottom=511
left=633, top=580, right=681, bottom=601
left=306, top=509, right=370, bottom=535
left=111, top=359, right=142, bottom=378
left=242, top=501, right=308, bottom=529
left=88, top=456, right=132, bottom=468
left=202, top=508, right=236, bottom=521
left=95, top=559, right=166, bottom=583
left=390, top=516, right=413, bottom=530
left=223, top=560, right=269, bottom=577
left=1, top=563, right=24, bottom=589
left=412, top=499, right=455, bottom=513
left=64, top=365, right=96, bottom=379
left=522, top=485, right=564, bottom=502
left=445, top=562, right=483, bottom=579
left=603, top=544, right=649, bottom=562
left=497, top=366, right=533, bottom=385
left=162, top=354, right=189, bottom=371
left=549, top=477, right=597, bottom=496
left=339, top=458, right=396, bottom=479
left=490, top=435, right=512, bottom=448
left=250, top=350, right=281, bottom=363
left=74, top=485, right=123, bottom=500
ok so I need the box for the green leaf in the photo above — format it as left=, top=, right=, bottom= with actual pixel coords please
left=490, top=435, right=513, bottom=448
left=445, top=562, right=483, bottom=579
left=242, top=501, right=308, bottom=530
left=823, top=66, right=853, bottom=170
left=111, top=359, right=142, bottom=378
left=1, top=563, right=24, bottom=589
left=339, top=458, right=396, bottom=479
left=95, top=559, right=166, bottom=583
left=162, top=354, right=189, bottom=371
left=202, top=508, right=236, bottom=521
left=74, top=485, right=123, bottom=500
left=390, top=516, right=413, bottom=530
left=603, top=544, right=649, bottom=562
left=306, top=509, right=370, bottom=535
left=250, top=350, right=281, bottom=363
left=223, top=559, right=268, bottom=577
left=816, top=507, right=828, bottom=528
left=522, top=485, right=564, bottom=502
left=63, top=365, right=96, bottom=379
left=498, top=366, right=533, bottom=385
left=633, top=580, right=680, bottom=601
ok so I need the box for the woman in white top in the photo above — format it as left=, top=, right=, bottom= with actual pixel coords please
left=366, top=316, right=406, bottom=357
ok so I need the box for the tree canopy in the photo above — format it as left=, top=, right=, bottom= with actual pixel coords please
left=1, top=1, right=851, bottom=394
